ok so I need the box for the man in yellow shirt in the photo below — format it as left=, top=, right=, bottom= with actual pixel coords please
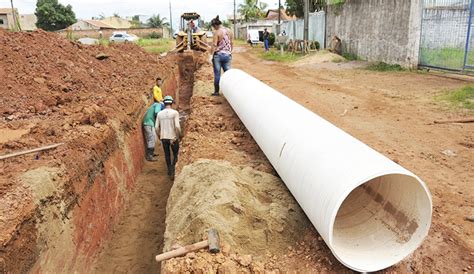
left=153, top=77, right=164, bottom=103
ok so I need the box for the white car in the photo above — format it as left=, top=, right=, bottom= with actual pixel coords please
left=247, top=29, right=261, bottom=45
left=109, top=32, right=139, bottom=43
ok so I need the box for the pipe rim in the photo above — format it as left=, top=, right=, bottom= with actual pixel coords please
left=328, top=171, right=433, bottom=272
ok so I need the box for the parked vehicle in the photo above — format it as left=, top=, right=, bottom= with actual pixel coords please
left=78, top=37, right=99, bottom=45
left=109, top=32, right=139, bottom=43
left=247, top=29, right=261, bottom=45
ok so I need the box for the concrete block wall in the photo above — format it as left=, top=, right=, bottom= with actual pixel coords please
left=326, top=0, right=423, bottom=68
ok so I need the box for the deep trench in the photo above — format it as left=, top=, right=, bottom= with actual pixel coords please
left=91, top=54, right=199, bottom=273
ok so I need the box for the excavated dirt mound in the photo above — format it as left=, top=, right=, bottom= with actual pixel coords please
left=0, top=29, right=180, bottom=272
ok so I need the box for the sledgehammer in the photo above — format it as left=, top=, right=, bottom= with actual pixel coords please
left=155, top=228, right=220, bottom=262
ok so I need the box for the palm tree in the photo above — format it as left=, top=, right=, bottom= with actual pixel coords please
left=238, top=0, right=268, bottom=22
left=147, top=14, right=169, bottom=28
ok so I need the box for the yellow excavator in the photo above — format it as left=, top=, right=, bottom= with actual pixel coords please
left=173, top=12, right=210, bottom=53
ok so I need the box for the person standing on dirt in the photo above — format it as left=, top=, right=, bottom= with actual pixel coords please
left=143, top=101, right=163, bottom=162
left=263, top=28, right=270, bottom=52
left=156, top=96, right=181, bottom=177
left=153, top=77, right=164, bottom=103
left=210, top=15, right=233, bottom=96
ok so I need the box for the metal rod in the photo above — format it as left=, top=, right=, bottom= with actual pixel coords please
left=463, top=0, right=474, bottom=70
left=169, top=0, right=173, bottom=35
left=303, top=0, right=309, bottom=54
left=234, top=0, right=237, bottom=35
left=0, top=143, right=64, bottom=160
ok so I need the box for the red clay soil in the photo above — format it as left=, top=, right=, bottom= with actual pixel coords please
left=0, top=29, right=179, bottom=272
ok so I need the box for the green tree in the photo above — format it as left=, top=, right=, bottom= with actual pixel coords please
left=147, top=14, right=169, bottom=28
left=238, top=0, right=268, bottom=22
left=285, top=0, right=327, bottom=18
left=131, top=15, right=142, bottom=28
left=35, top=0, right=77, bottom=31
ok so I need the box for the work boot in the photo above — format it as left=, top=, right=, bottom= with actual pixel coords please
left=146, top=148, right=157, bottom=162
left=211, top=92, right=219, bottom=96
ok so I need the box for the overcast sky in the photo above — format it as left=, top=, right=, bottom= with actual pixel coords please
left=0, top=0, right=281, bottom=29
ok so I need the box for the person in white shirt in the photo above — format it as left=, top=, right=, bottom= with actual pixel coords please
left=156, top=95, right=181, bottom=177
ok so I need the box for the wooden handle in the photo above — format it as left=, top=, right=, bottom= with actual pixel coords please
left=155, top=240, right=208, bottom=262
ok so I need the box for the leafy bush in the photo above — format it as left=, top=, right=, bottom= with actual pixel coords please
left=146, top=31, right=162, bottom=39
left=269, top=33, right=276, bottom=46
left=310, top=41, right=320, bottom=50
left=366, top=62, right=405, bottom=72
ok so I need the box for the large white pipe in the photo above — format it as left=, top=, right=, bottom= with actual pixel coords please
left=220, top=69, right=432, bottom=272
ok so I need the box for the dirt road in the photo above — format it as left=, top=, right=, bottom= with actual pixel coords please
left=232, top=47, right=473, bottom=272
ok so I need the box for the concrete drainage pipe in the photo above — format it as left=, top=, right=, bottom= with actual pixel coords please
left=220, top=69, right=432, bottom=272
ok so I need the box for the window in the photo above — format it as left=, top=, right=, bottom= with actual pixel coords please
left=114, top=34, right=123, bottom=38
left=0, top=19, right=4, bottom=25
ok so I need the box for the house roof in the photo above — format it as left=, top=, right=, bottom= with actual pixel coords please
left=99, top=17, right=132, bottom=29
left=0, top=8, right=17, bottom=14
left=83, top=20, right=115, bottom=29
left=265, top=9, right=295, bottom=21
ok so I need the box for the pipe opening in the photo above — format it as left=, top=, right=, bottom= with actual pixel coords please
left=332, top=174, right=431, bottom=271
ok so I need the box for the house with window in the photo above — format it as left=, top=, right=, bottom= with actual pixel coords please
left=0, top=8, right=17, bottom=30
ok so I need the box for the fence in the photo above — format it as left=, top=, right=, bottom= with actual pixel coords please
left=419, top=0, right=474, bottom=70
left=278, top=11, right=325, bottom=48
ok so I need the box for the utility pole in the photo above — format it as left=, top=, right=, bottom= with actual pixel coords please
left=10, top=0, right=20, bottom=31
left=303, top=0, right=309, bottom=53
left=169, top=0, right=173, bottom=35
left=277, top=0, right=281, bottom=35
left=233, top=0, right=237, bottom=36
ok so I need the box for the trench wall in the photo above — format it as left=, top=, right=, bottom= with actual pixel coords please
left=326, top=0, right=422, bottom=68
left=0, top=54, right=181, bottom=273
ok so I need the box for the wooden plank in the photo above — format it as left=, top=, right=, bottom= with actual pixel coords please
left=433, top=118, right=474, bottom=124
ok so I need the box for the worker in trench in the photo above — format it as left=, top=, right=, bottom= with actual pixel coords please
left=143, top=100, right=163, bottom=162
left=153, top=77, right=164, bottom=103
left=156, top=96, right=182, bottom=177
left=210, top=15, right=233, bottom=96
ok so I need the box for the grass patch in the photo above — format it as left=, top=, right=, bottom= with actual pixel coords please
left=366, top=61, right=405, bottom=72
left=342, top=52, right=359, bottom=61
left=137, top=38, right=175, bottom=54
left=99, top=39, right=110, bottom=46
left=259, top=50, right=302, bottom=62
left=437, top=86, right=474, bottom=109
left=420, top=47, right=474, bottom=70
left=234, top=39, right=248, bottom=46
left=420, top=47, right=463, bottom=69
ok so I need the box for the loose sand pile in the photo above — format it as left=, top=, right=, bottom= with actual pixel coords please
left=164, top=159, right=309, bottom=257
left=291, top=50, right=346, bottom=67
